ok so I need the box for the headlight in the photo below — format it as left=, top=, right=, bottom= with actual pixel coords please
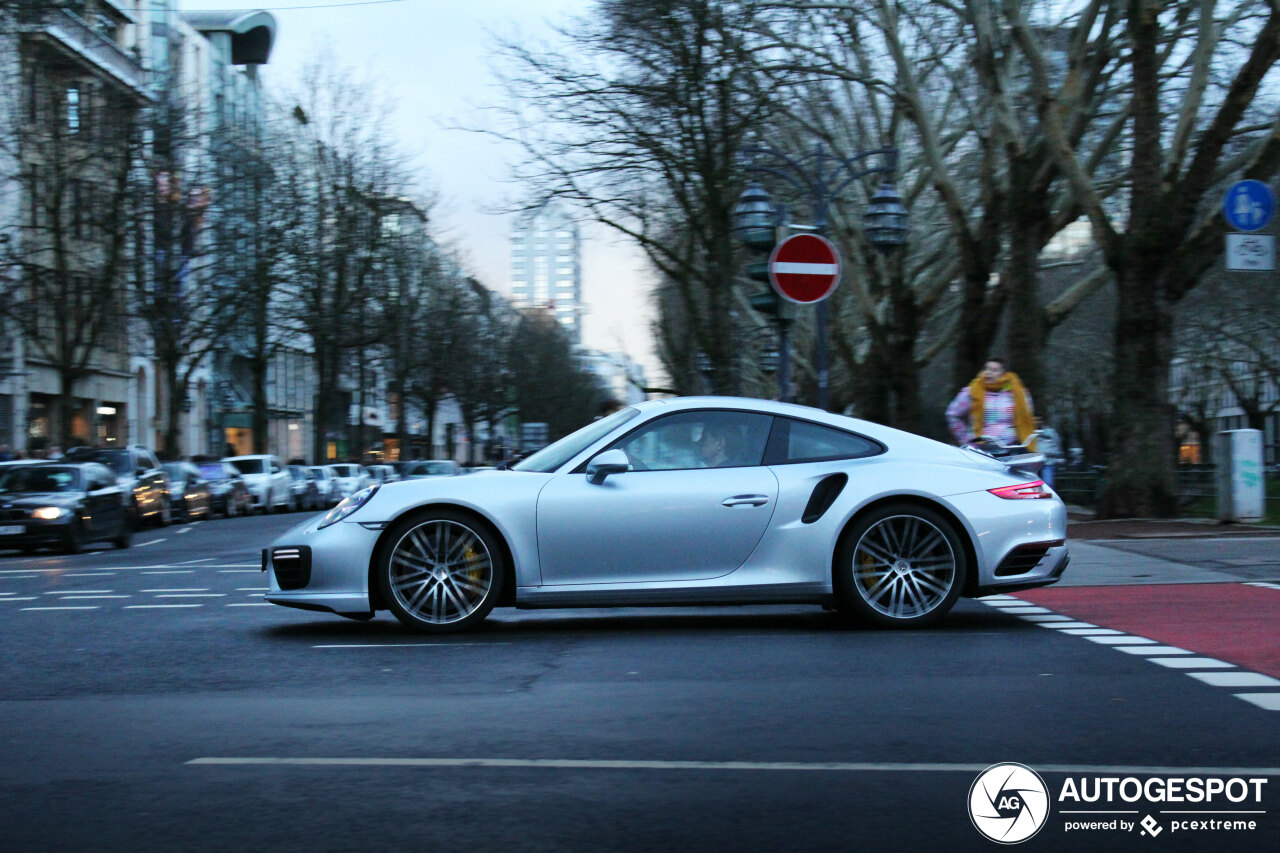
left=32, top=506, right=67, bottom=520
left=317, top=484, right=379, bottom=530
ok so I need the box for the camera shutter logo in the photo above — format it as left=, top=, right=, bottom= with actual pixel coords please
left=968, top=763, right=1051, bottom=843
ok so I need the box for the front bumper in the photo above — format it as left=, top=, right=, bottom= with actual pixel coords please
left=263, top=515, right=382, bottom=617
left=0, top=519, right=74, bottom=547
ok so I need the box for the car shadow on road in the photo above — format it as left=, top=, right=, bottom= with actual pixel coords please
left=255, top=602, right=1030, bottom=641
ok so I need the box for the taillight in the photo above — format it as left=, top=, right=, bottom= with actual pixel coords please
left=989, top=480, right=1053, bottom=499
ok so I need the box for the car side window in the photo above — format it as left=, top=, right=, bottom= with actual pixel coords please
left=610, top=411, right=772, bottom=471
left=768, top=418, right=883, bottom=464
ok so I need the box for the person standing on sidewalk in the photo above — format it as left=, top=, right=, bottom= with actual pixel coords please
left=946, top=357, right=1036, bottom=449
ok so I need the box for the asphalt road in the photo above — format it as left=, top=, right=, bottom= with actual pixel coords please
left=0, top=513, right=1277, bottom=852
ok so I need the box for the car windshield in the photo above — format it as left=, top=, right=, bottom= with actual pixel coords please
left=512, top=407, right=640, bottom=473
left=197, top=463, right=225, bottom=480
left=0, top=466, right=82, bottom=493
left=419, top=462, right=453, bottom=475
left=68, top=449, right=132, bottom=476
left=331, top=465, right=357, bottom=477
left=229, top=458, right=264, bottom=475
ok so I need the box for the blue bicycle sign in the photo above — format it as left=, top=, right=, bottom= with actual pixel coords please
left=1223, top=180, right=1275, bottom=232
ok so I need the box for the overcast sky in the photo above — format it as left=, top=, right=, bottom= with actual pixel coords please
left=182, top=0, right=661, bottom=381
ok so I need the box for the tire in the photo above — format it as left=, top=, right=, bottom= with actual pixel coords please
left=835, top=503, right=966, bottom=628
left=378, top=509, right=505, bottom=634
left=156, top=498, right=172, bottom=528
left=63, top=520, right=86, bottom=555
left=113, top=515, right=133, bottom=549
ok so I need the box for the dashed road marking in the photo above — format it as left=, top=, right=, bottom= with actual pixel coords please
left=125, top=604, right=203, bottom=609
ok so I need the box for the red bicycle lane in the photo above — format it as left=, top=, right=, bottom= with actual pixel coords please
left=1015, top=583, right=1280, bottom=679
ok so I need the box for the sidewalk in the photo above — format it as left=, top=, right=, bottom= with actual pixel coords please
left=1060, top=513, right=1280, bottom=587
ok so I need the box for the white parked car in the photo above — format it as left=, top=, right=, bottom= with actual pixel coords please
left=307, top=466, right=340, bottom=508
left=326, top=463, right=371, bottom=501
left=365, top=464, right=399, bottom=485
left=399, top=459, right=459, bottom=479
left=224, top=455, right=293, bottom=513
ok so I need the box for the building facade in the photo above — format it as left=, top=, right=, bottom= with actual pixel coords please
left=510, top=202, right=583, bottom=343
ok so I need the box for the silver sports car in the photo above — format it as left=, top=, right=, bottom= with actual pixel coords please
left=263, top=397, right=1068, bottom=632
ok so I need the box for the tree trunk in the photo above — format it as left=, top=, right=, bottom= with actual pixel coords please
left=1096, top=264, right=1178, bottom=517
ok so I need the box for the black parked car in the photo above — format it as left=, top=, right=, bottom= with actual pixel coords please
left=65, top=445, right=171, bottom=528
left=195, top=461, right=252, bottom=518
left=0, top=462, right=132, bottom=554
left=162, top=462, right=215, bottom=522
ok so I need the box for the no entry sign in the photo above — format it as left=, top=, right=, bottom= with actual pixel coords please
left=768, top=234, right=841, bottom=304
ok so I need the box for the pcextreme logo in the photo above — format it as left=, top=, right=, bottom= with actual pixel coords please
left=969, top=763, right=1051, bottom=844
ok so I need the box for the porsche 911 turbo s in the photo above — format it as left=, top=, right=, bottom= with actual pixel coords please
left=263, top=397, right=1068, bottom=632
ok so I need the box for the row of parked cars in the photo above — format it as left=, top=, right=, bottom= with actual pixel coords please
left=0, top=447, right=463, bottom=555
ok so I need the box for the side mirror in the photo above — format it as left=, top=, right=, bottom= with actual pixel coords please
left=586, top=449, right=630, bottom=485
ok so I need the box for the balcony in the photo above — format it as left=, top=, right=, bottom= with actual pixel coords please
left=20, top=4, right=149, bottom=98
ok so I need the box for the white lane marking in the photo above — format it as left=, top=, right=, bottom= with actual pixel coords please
left=176, top=527, right=193, bottom=534
left=0, top=574, right=40, bottom=579
left=64, top=573, right=116, bottom=578
left=136, top=539, right=165, bottom=547
left=312, top=643, right=513, bottom=649
left=1083, top=636, right=1158, bottom=645
left=227, top=603, right=274, bottom=607
left=978, top=595, right=1019, bottom=601
left=59, top=595, right=131, bottom=600
left=124, top=604, right=203, bottom=609
left=177, top=558, right=215, bottom=565
left=1235, top=694, right=1280, bottom=711
left=1188, top=672, right=1280, bottom=688
left=46, top=590, right=112, bottom=595
left=236, top=588, right=269, bottom=592
left=1245, top=582, right=1280, bottom=590
left=219, top=570, right=261, bottom=574
left=155, top=593, right=226, bottom=598
left=1148, top=657, right=1236, bottom=670
left=1057, top=628, right=1124, bottom=635
left=1018, top=615, right=1076, bottom=622
left=142, top=571, right=195, bottom=575
left=1039, top=622, right=1102, bottom=629
left=141, top=588, right=209, bottom=593
left=994, top=606, right=1054, bottom=614
left=185, top=757, right=1280, bottom=775
left=1113, top=645, right=1194, bottom=655
left=1, top=597, right=40, bottom=602
left=21, top=606, right=99, bottom=611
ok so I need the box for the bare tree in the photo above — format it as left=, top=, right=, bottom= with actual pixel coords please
left=489, top=0, right=779, bottom=392
left=1009, top=0, right=1280, bottom=516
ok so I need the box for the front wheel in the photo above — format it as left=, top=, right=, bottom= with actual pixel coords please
left=835, top=503, right=966, bottom=628
left=378, top=510, right=505, bottom=633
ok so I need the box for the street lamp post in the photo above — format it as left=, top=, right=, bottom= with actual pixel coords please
left=735, top=142, right=908, bottom=410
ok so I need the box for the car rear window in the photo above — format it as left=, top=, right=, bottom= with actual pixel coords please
left=197, top=463, right=224, bottom=480
left=769, top=418, right=883, bottom=464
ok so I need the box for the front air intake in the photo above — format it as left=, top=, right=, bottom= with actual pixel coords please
left=271, top=545, right=312, bottom=590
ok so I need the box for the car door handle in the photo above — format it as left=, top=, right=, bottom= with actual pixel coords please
left=721, top=495, right=769, bottom=508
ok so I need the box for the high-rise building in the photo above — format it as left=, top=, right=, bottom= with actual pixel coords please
left=510, top=203, right=582, bottom=342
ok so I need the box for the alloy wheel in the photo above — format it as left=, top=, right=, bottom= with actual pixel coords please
left=850, top=513, right=959, bottom=621
left=386, top=517, right=496, bottom=627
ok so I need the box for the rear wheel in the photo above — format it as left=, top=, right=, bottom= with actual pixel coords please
left=836, top=503, right=966, bottom=628
left=378, top=510, right=505, bottom=633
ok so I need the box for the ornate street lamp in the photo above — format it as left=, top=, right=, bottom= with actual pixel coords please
left=737, top=143, right=909, bottom=410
